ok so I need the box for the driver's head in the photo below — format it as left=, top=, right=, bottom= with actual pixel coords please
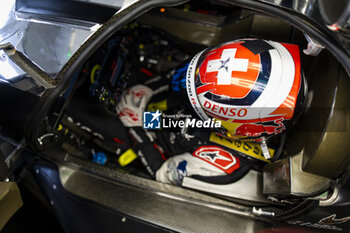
left=172, top=38, right=306, bottom=141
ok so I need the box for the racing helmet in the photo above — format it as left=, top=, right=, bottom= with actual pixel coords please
left=172, top=38, right=306, bottom=141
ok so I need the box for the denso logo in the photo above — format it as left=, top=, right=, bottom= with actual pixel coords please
left=203, top=100, right=247, bottom=117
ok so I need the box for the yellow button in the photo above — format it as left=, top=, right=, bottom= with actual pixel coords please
left=118, top=149, right=138, bottom=167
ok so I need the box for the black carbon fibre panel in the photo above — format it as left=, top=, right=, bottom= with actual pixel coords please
left=59, top=164, right=271, bottom=233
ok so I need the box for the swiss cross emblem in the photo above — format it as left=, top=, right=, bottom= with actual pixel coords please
left=197, top=42, right=260, bottom=99
left=207, top=48, right=249, bottom=85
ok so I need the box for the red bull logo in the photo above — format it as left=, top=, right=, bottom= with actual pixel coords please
left=235, top=117, right=285, bottom=137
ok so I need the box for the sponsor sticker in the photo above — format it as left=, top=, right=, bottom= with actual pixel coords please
left=193, top=146, right=240, bottom=174
left=186, top=50, right=208, bottom=121
left=209, top=132, right=275, bottom=162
